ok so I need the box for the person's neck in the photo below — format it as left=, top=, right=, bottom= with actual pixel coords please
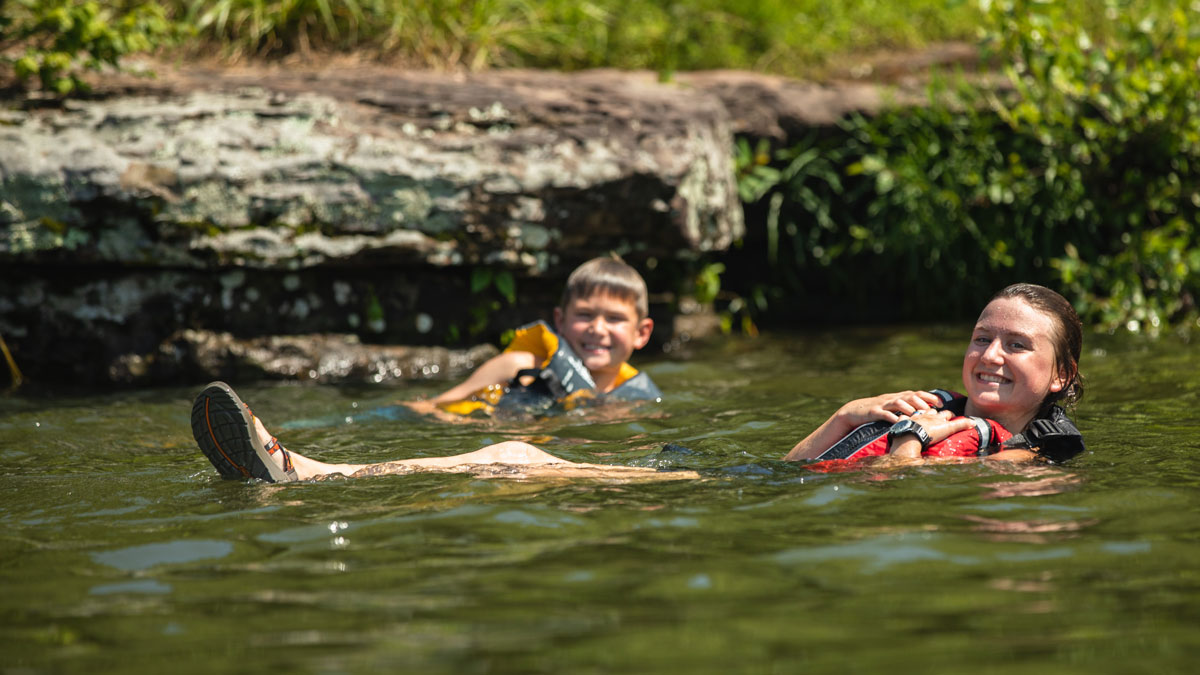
left=965, top=402, right=1041, bottom=434
left=590, top=369, right=620, bottom=394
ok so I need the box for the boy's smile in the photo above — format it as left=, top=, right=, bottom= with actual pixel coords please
left=554, top=292, right=653, bottom=392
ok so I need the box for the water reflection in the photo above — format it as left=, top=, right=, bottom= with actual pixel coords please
left=962, top=514, right=1098, bottom=544
left=3, top=329, right=1198, bottom=673
left=91, top=539, right=234, bottom=571
left=978, top=465, right=1082, bottom=499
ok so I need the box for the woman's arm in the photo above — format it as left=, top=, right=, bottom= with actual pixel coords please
left=885, top=413, right=1037, bottom=464
left=886, top=410, right=976, bottom=460
left=783, top=390, right=945, bottom=461
left=983, top=449, right=1037, bottom=462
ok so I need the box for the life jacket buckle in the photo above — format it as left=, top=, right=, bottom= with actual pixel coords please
left=1028, top=418, right=1061, bottom=440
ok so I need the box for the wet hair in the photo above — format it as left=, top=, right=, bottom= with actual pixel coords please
left=559, top=256, right=649, bottom=319
left=990, top=283, right=1084, bottom=407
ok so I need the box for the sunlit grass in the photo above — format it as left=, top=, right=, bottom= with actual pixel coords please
left=1, top=1, right=1188, bottom=77
left=166, top=0, right=986, bottom=74
left=139, top=0, right=1200, bottom=75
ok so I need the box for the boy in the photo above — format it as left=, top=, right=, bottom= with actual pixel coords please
left=423, top=255, right=661, bottom=416
left=191, top=256, right=667, bottom=483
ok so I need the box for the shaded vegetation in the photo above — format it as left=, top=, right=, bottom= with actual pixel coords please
left=730, top=0, right=1200, bottom=335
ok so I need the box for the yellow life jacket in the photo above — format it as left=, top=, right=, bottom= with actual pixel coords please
left=437, top=321, right=662, bottom=417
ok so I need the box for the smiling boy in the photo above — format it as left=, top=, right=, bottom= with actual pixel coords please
left=421, top=256, right=661, bottom=416
left=191, top=256, right=666, bottom=483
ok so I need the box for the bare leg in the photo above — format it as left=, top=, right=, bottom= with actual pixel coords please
left=250, top=418, right=696, bottom=482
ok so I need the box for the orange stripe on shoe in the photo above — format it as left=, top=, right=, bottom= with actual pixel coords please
left=206, top=397, right=250, bottom=478
left=266, top=437, right=294, bottom=475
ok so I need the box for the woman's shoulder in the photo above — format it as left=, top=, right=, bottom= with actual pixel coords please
left=1007, top=406, right=1086, bottom=464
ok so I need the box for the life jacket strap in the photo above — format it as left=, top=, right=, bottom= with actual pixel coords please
left=966, top=416, right=995, bottom=455
left=929, top=389, right=957, bottom=405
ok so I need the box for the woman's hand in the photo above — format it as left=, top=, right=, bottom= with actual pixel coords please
left=887, top=409, right=975, bottom=459
left=834, top=390, right=945, bottom=428
left=911, top=409, right=975, bottom=444
left=784, top=390, right=944, bottom=461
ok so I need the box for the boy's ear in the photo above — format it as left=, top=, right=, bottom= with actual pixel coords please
left=553, top=306, right=564, bottom=333
left=633, top=317, right=654, bottom=350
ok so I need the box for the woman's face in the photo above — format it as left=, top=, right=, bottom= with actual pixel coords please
left=962, top=297, right=1066, bottom=429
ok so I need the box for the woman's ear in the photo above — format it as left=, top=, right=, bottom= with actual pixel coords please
left=1049, top=362, right=1073, bottom=393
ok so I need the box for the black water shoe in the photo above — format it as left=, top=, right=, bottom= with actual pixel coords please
left=191, top=382, right=298, bottom=483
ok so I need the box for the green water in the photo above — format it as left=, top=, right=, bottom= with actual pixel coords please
left=3, top=326, right=1199, bottom=673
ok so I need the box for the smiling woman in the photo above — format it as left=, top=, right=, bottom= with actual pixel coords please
left=784, top=283, right=1086, bottom=466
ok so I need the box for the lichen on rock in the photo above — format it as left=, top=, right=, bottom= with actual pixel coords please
left=0, top=67, right=759, bottom=386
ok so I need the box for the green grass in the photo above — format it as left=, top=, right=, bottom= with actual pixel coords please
left=3, top=1, right=1187, bottom=80
left=161, top=0, right=1189, bottom=77
left=166, top=0, right=989, bottom=75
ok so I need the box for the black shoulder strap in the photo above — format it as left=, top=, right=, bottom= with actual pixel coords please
left=815, top=421, right=892, bottom=460
left=812, top=388, right=963, bottom=461
left=931, top=389, right=968, bottom=416
left=1004, top=406, right=1086, bottom=464
left=929, top=388, right=957, bottom=404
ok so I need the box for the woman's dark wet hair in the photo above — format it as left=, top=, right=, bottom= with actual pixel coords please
left=990, top=283, right=1084, bottom=407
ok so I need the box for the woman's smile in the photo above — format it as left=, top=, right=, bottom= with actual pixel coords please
left=962, top=296, right=1065, bottom=431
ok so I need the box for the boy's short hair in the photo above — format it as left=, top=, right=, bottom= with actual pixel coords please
left=559, top=256, right=649, bottom=319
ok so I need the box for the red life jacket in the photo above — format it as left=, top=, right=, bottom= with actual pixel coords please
left=807, top=389, right=1012, bottom=472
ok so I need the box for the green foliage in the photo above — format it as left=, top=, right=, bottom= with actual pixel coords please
left=740, top=0, right=1200, bottom=333
left=734, top=138, right=779, bottom=203
left=86, top=0, right=990, bottom=75
left=5, top=0, right=1180, bottom=91
left=364, top=285, right=385, bottom=332
left=470, top=267, right=516, bottom=305
left=693, top=262, right=724, bottom=305
left=466, top=266, right=516, bottom=337
left=984, top=0, right=1200, bottom=333
left=3, top=0, right=178, bottom=95
left=183, top=0, right=373, bottom=57
left=163, top=0, right=1178, bottom=76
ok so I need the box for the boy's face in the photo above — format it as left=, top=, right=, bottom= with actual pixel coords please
left=554, top=292, right=653, bottom=380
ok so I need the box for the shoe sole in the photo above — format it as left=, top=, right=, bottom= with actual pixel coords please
left=191, top=382, right=291, bottom=482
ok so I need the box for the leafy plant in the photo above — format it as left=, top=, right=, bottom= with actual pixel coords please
left=470, top=266, right=516, bottom=305
left=3, top=0, right=177, bottom=95
left=733, top=0, right=1200, bottom=332
left=465, top=266, right=517, bottom=337
left=982, top=0, right=1200, bottom=332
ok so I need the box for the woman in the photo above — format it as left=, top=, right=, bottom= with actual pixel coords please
left=784, top=283, right=1085, bottom=465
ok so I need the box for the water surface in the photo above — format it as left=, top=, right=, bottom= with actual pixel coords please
left=2, top=326, right=1198, bottom=673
